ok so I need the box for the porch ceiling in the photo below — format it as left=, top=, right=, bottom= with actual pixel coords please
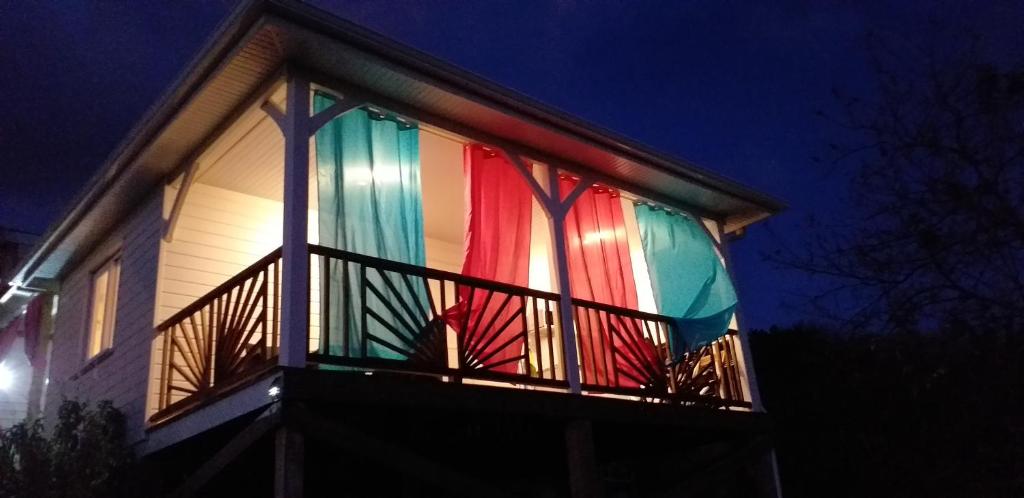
left=12, top=0, right=782, bottom=288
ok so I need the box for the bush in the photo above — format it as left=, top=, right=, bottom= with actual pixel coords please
left=752, top=324, right=1024, bottom=498
left=0, top=400, right=134, bottom=498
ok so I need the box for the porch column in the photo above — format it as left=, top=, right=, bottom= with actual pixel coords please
left=550, top=217, right=582, bottom=393
left=508, top=155, right=583, bottom=394
left=715, top=223, right=761, bottom=410
left=546, top=168, right=582, bottom=394
left=279, top=74, right=311, bottom=369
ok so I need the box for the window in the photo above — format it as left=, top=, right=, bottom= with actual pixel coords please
left=86, top=256, right=121, bottom=359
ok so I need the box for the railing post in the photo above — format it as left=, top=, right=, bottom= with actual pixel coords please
left=279, top=73, right=311, bottom=369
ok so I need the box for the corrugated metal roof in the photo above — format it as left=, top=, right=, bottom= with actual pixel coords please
left=10, top=0, right=783, bottom=289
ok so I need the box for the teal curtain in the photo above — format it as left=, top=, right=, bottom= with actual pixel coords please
left=634, top=205, right=737, bottom=357
left=314, top=93, right=428, bottom=360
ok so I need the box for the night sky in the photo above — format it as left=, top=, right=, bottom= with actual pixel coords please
left=1, top=1, right=1021, bottom=329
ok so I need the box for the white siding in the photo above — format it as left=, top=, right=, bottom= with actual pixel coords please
left=44, top=192, right=162, bottom=443
left=156, top=182, right=283, bottom=325
left=148, top=182, right=287, bottom=415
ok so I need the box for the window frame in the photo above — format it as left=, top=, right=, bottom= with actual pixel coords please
left=85, top=253, right=122, bottom=360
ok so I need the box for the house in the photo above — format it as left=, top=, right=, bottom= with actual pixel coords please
left=0, top=1, right=785, bottom=496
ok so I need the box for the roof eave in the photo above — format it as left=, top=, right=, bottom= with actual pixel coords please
left=262, top=0, right=785, bottom=216
left=10, top=0, right=784, bottom=288
left=9, top=0, right=273, bottom=288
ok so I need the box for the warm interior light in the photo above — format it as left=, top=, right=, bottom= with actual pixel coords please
left=346, top=165, right=403, bottom=186
left=582, top=229, right=622, bottom=245
left=0, top=363, right=13, bottom=391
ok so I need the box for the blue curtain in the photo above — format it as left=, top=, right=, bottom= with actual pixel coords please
left=314, top=93, right=428, bottom=360
left=634, top=205, right=737, bottom=357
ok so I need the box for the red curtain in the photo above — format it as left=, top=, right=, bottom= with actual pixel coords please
left=444, top=145, right=533, bottom=374
left=562, top=176, right=655, bottom=388
left=562, top=177, right=638, bottom=308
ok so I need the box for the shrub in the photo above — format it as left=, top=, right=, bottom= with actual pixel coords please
left=0, top=400, right=134, bottom=498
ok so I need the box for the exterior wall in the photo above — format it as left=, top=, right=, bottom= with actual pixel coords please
left=156, top=182, right=282, bottom=325
left=43, top=191, right=162, bottom=443
left=148, top=181, right=286, bottom=415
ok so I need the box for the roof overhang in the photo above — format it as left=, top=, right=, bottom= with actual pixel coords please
left=9, top=0, right=783, bottom=290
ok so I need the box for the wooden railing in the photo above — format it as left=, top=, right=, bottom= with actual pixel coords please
left=151, top=244, right=748, bottom=423
left=573, top=299, right=674, bottom=393
left=308, top=244, right=568, bottom=387
left=151, top=249, right=281, bottom=421
left=573, top=298, right=747, bottom=406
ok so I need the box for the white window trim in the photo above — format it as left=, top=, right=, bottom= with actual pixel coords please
left=85, top=253, right=121, bottom=361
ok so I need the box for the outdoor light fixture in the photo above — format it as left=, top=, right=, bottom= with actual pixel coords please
left=268, top=377, right=282, bottom=399
left=0, top=362, right=13, bottom=391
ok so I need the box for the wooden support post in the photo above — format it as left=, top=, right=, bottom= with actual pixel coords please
left=500, top=153, right=584, bottom=392
left=565, top=419, right=603, bottom=498
left=163, top=161, right=198, bottom=242
left=279, top=73, right=311, bottom=369
left=550, top=215, right=581, bottom=393
left=715, top=223, right=761, bottom=410
left=275, top=425, right=305, bottom=498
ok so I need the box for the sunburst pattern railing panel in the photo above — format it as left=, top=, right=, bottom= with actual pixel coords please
left=152, top=249, right=281, bottom=421
left=573, top=300, right=672, bottom=394
left=572, top=298, right=747, bottom=406
left=309, top=244, right=567, bottom=386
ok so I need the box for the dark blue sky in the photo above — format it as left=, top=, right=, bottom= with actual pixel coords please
left=1, top=1, right=1020, bottom=329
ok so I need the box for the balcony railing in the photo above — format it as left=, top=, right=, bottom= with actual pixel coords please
left=572, top=299, right=746, bottom=405
left=308, top=244, right=568, bottom=388
left=573, top=299, right=675, bottom=394
left=152, top=249, right=281, bottom=421
left=152, top=245, right=748, bottom=423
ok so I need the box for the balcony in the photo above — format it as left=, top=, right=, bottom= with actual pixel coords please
left=151, top=244, right=749, bottom=424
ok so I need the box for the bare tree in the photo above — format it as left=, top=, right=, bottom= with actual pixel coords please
left=778, top=33, right=1024, bottom=332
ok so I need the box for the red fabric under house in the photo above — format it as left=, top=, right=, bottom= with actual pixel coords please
left=0, top=314, right=23, bottom=362
left=444, top=145, right=533, bottom=374
left=0, top=295, right=45, bottom=365
left=22, top=296, right=44, bottom=367
left=561, top=176, right=655, bottom=388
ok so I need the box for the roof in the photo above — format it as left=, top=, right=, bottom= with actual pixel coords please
left=7, top=0, right=784, bottom=290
